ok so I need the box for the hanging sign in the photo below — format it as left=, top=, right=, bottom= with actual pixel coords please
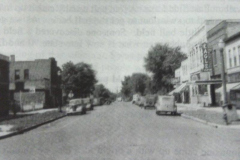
left=202, top=43, right=211, bottom=72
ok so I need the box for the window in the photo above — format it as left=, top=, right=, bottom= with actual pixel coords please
left=238, top=46, right=240, bottom=65
left=24, top=69, right=29, bottom=80
left=199, top=85, right=208, bottom=95
left=229, top=50, right=232, bottom=68
left=213, top=50, right=217, bottom=65
left=233, top=47, right=237, bottom=67
left=15, top=70, right=20, bottom=80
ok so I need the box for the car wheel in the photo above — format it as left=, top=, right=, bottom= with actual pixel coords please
left=156, top=111, right=161, bottom=115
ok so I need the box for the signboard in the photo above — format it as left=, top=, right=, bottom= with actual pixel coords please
left=202, top=43, right=211, bottom=72
left=191, top=74, right=200, bottom=81
left=29, top=87, right=36, bottom=93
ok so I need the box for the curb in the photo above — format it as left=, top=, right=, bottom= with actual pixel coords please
left=0, top=114, right=67, bottom=140
left=181, top=114, right=224, bottom=128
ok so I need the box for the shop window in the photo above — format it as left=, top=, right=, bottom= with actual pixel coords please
left=198, top=85, right=208, bottom=95
left=15, top=70, right=20, bottom=80
left=24, top=69, right=29, bottom=80
left=230, top=91, right=236, bottom=100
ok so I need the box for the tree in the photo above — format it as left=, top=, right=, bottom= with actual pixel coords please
left=130, top=73, right=149, bottom=95
left=93, top=84, right=116, bottom=102
left=120, top=73, right=151, bottom=100
left=121, top=76, right=132, bottom=100
left=62, top=61, right=97, bottom=98
left=144, top=43, right=187, bottom=94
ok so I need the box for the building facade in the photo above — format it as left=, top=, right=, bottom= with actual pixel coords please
left=9, top=56, right=62, bottom=111
left=225, top=31, right=240, bottom=108
left=0, top=54, right=9, bottom=116
left=187, top=20, right=222, bottom=106
left=207, top=20, right=240, bottom=105
left=169, top=58, right=190, bottom=103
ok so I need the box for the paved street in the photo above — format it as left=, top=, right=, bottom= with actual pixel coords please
left=0, top=102, right=240, bottom=160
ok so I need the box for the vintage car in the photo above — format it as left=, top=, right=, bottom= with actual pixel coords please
left=83, top=98, right=93, bottom=111
left=144, top=95, right=157, bottom=109
left=132, top=94, right=140, bottom=104
left=93, top=98, right=101, bottom=106
left=138, top=96, right=146, bottom=108
left=66, top=99, right=86, bottom=115
left=155, top=96, right=177, bottom=115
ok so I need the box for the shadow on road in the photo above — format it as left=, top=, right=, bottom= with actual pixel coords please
left=0, top=114, right=34, bottom=123
left=67, top=112, right=90, bottom=116
left=156, top=112, right=182, bottom=117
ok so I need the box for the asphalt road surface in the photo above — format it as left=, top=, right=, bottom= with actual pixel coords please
left=0, top=102, right=240, bottom=160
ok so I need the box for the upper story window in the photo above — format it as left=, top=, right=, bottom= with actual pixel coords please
left=229, top=50, right=232, bottom=68
left=24, top=69, right=29, bottom=80
left=213, top=50, right=217, bottom=65
left=238, top=46, right=240, bottom=65
left=15, top=70, right=20, bottom=80
left=233, top=47, right=237, bottom=67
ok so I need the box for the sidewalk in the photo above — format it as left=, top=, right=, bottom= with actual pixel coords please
left=177, top=103, right=240, bottom=127
left=0, top=108, right=67, bottom=139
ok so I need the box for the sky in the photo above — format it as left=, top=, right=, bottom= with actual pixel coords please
left=1, top=0, right=240, bottom=92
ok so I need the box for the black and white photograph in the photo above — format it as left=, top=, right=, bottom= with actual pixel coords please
left=0, top=0, right=240, bottom=159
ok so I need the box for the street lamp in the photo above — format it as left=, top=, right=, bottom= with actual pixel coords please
left=218, top=39, right=227, bottom=105
left=57, top=70, right=63, bottom=112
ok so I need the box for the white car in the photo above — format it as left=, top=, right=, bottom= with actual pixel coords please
left=66, top=99, right=86, bottom=115
left=155, top=96, right=177, bottom=115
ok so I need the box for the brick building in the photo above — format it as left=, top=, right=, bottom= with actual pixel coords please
left=9, top=55, right=62, bottom=111
left=224, top=30, right=240, bottom=108
left=0, top=54, right=9, bottom=116
left=207, top=20, right=240, bottom=105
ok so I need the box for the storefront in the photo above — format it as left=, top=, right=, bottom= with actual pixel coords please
left=188, top=73, right=222, bottom=106
left=230, top=84, right=240, bottom=109
left=169, top=83, right=189, bottom=103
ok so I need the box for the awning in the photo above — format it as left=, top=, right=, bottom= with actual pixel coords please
left=231, top=83, right=240, bottom=91
left=168, top=83, right=188, bottom=95
left=187, top=79, right=222, bottom=85
left=216, top=83, right=240, bottom=93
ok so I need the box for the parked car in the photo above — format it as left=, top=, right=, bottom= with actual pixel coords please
left=132, top=94, right=140, bottom=104
left=155, top=96, right=177, bottom=115
left=144, top=95, right=157, bottom=109
left=93, top=98, right=101, bottom=106
left=139, top=96, right=146, bottom=108
left=83, top=98, right=94, bottom=111
left=66, top=98, right=86, bottom=115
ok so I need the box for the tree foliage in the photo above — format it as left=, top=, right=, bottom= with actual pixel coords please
left=62, top=61, right=97, bottom=98
left=121, top=76, right=132, bottom=99
left=121, top=73, right=151, bottom=100
left=144, top=43, right=187, bottom=94
left=93, top=84, right=116, bottom=101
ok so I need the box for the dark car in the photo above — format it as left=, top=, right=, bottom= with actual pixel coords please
left=144, top=95, right=157, bottom=109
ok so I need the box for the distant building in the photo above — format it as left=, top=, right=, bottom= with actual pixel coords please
left=0, top=54, right=9, bottom=116
left=169, top=58, right=190, bottom=103
left=9, top=55, right=62, bottom=111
